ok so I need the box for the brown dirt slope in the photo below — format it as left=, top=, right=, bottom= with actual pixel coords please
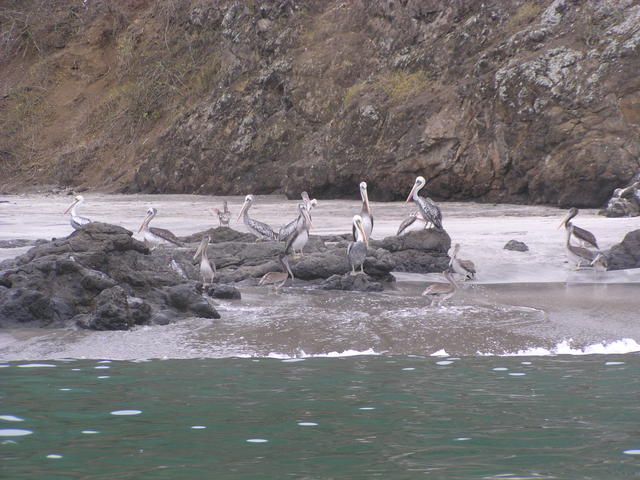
left=1, top=0, right=639, bottom=207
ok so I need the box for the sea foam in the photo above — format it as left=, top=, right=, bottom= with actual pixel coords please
left=479, top=338, right=640, bottom=357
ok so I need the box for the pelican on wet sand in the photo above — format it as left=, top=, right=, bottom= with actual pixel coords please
left=347, top=215, right=368, bottom=275
left=138, top=207, right=183, bottom=249
left=422, top=270, right=458, bottom=306
left=259, top=254, right=295, bottom=291
left=285, top=203, right=313, bottom=257
left=194, top=235, right=216, bottom=285
left=64, top=195, right=92, bottom=230
left=449, top=243, right=476, bottom=280
left=237, top=194, right=277, bottom=241
left=564, top=224, right=598, bottom=269
left=211, top=200, right=231, bottom=227
left=558, top=208, right=599, bottom=249
left=406, top=176, right=443, bottom=230
left=353, top=182, right=373, bottom=240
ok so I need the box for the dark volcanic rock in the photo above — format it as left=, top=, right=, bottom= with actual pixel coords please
left=318, top=274, right=384, bottom=292
left=202, top=284, right=242, bottom=299
left=373, top=229, right=451, bottom=273
left=0, top=223, right=219, bottom=329
left=0, top=239, right=48, bottom=248
left=504, top=240, right=529, bottom=252
left=606, top=230, right=640, bottom=271
left=180, top=227, right=257, bottom=244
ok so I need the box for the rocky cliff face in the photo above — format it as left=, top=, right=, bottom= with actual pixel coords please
left=1, top=0, right=639, bottom=206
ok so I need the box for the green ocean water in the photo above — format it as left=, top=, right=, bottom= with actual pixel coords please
left=2, top=355, right=640, bottom=479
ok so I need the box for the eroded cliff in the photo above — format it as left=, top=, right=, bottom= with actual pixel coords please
left=1, top=0, right=639, bottom=206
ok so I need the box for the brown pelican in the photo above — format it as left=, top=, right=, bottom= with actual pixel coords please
left=285, top=203, right=313, bottom=256
left=211, top=200, right=231, bottom=227
left=64, top=195, right=92, bottom=230
left=347, top=215, right=368, bottom=275
left=449, top=243, right=476, bottom=280
left=422, top=270, right=458, bottom=306
left=564, top=224, right=598, bottom=268
left=138, top=207, right=183, bottom=249
left=558, top=208, right=599, bottom=249
left=259, top=254, right=294, bottom=290
left=406, top=176, right=443, bottom=230
left=278, top=193, right=317, bottom=241
left=193, top=236, right=216, bottom=285
left=353, top=182, right=373, bottom=240
left=237, top=194, right=277, bottom=241
left=396, top=211, right=427, bottom=236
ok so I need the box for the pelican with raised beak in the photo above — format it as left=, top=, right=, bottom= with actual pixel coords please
left=194, top=235, right=216, bottom=286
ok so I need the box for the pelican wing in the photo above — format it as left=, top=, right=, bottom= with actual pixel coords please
left=149, top=227, right=183, bottom=246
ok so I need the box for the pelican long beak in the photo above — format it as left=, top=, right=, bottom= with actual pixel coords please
left=405, top=184, right=417, bottom=204
left=138, top=213, right=151, bottom=233
left=63, top=199, right=79, bottom=215
left=302, top=207, right=313, bottom=229
left=358, top=223, right=368, bottom=246
left=557, top=212, right=571, bottom=229
left=363, top=189, right=371, bottom=215
left=237, top=201, right=248, bottom=222
left=193, top=240, right=205, bottom=261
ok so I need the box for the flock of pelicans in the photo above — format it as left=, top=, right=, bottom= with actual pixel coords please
left=62, top=175, right=610, bottom=306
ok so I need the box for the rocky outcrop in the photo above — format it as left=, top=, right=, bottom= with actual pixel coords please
left=2, top=1, right=640, bottom=207
left=606, top=229, right=640, bottom=270
left=504, top=240, right=529, bottom=252
left=599, top=174, right=640, bottom=217
left=0, top=223, right=220, bottom=329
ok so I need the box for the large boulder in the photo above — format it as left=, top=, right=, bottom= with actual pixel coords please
left=606, top=230, right=640, bottom=271
left=0, top=223, right=219, bottom=329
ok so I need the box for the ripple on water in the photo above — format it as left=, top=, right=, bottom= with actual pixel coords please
left=110, top=410, right=142, bottom=416
left=402, top=367, right=415, bottom=371
left=17, top=363, right=56, bottom=368
left=97, top=376, right=111, bottom=379
left=509, top=372, right=526, bottom=376
left=94, top=366, right=110, bottom=369
left=623, top=449, right=640, bottom=455
left=493, top=367, right=509, bottom=371
left=46, top=454, right=63, bottom=459
left=191, top=425, right=207, bottom=429
left=0, top=429, right=33, bottom=437
left=436, top=361, right=454, bottom=366
left=358, top=407, right=376, bottom=410
left=606, top=361, right=625, bottom=366
left=0, top=415, right=24, bottom=422
left=246, top=438, right=268, bottom=443
left=297, top=422, right=318, bottom=426
left=82, top=430, right=99, bottom=434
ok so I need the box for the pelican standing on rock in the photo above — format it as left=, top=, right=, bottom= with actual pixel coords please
left=64, top=195, right=92, bottom=230
left=353, top=182, right=373, bottom=240
left=259, top=253, right=295, bottom=290
left=138, top=207, right=183, bottom=249
left=558, top=208, right=599, bottom=249
left=564, top=224, right=598, bottom=269
left=347, top=215, right=369, bottom=275
left=211, top=200, right=231, bottom=227
left=406, top=176, right=443, bottom=230
left=193, top=235, right=216, bottom=285
left=285, top=203, right=313, bottom=256
left=237, top=194, right=277, bottom=241
left=449, top=243, right=476, bottom=280
left=278, top=193, right=317, bottom=241
left=422, top=270, right=458, bottom=306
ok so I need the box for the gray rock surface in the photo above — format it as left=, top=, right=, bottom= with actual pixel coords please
left=504, top=240, right=530, bottom=252
left=606, top=229, right=640, bottom=270
left=0, top=223, right=219, bottom=329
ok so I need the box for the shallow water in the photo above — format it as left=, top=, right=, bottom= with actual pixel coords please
left=3, top=356, right=640, bottom=479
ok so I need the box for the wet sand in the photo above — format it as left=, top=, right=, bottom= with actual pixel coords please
left=0, top=193, right=639, bottom=359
